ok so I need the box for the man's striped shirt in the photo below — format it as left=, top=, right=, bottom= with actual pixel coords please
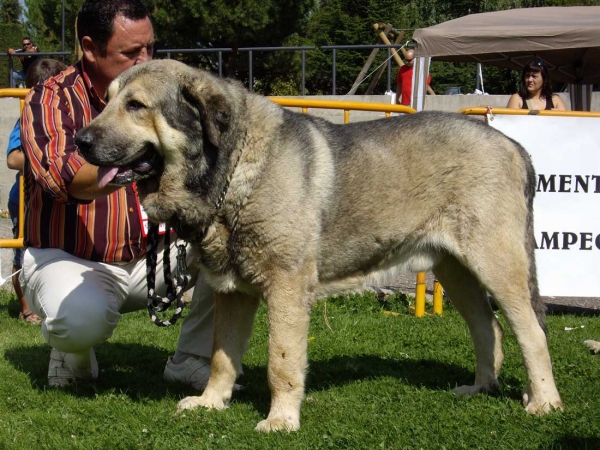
left=21, top=61, right=145, bottom=262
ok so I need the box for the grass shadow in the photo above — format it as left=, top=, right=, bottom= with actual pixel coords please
left=307, top=354, right=524, bottom=399
left=229, top=354, right=525, bottom=416
left=5, top=342, right=182, bottom=400
left=546, top=436, right=600, bottom=450
left=0, top=289, right=22, bottom=319
left=5, top=344, right=525, bottom=415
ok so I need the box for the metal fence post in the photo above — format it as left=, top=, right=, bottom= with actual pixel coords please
left=248, top=50, right=253, bottom=92
left=332, top=48, right=336, bottom=95
left=387, top=48, right=392, bottom=92
left=302, top=50, right=306, bottom=96
left=8, top=55, right=14, bottom=88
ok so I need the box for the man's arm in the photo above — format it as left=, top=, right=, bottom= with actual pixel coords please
left=7, top=149, right=24, bottom=171
left=5, top=121, right=23, bottom=171
left=7, top=48, right=25, bottom=64
left=67, top=163, right=121, bottom=200
left=22, top=83, right=120, bottom=203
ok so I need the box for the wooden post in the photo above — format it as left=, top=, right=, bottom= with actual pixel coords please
left=373, top=23, right=404, bottom=67
left=375, top=24, right=435, bottom=96
left=347, top=23, right=392, bottom=95
left=365, top=30, right=404, bottom=95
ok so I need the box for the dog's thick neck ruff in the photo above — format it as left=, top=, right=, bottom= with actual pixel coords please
left=172, top=142, right=245, bottom=244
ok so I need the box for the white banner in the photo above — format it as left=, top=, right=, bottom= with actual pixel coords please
left=489, top=114, right=600, bottom=297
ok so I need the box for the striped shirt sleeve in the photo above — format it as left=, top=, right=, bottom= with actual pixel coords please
left=22, top=80, right=89, bottom=203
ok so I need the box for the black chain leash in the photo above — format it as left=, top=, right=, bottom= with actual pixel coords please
left=146, top=222, right=192, bottom=326
left=144, top=143, right=246, bottom=327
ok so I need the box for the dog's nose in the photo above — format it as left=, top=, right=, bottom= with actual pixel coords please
left=74, top=129, right=93, bottom=155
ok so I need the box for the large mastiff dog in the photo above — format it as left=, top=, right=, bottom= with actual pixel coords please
left=76, top=59, right=563, bottom=431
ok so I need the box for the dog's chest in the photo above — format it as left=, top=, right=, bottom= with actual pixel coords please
left=196, top=220, right=262, bottom=295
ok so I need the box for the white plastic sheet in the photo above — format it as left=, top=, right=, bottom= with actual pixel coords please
left=489, top=114, right=600, bottom=297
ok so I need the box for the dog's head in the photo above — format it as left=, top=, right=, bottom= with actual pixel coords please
left=75, top=59, right=234, bottom=191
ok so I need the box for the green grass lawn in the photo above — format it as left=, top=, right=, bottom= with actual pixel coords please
left=1, top=288, right=599, bottom=450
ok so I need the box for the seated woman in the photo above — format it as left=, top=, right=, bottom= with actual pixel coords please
left=507, top=59, right=567, bottom=111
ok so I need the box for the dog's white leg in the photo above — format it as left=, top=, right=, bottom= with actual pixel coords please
left=177, top=292, right=260, bottom=413
left=469, top=243, right=563, bottom=415
left=254, top=274, right=313, bottom=433
left=434, top=255, right=504, bottom=395
left=501, top=306, right=563, bottom=415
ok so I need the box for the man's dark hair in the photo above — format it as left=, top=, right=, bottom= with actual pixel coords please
left=25, top=58, right=67, bottom=88
left=76, top=0, right=149, bottom=56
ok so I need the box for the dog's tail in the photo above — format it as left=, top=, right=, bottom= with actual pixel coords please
left=521, top=146, right=546, bottom=334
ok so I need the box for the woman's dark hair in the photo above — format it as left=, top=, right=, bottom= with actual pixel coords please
left=518, top=59, right=554, bottom=101
left=76, top=0, right=150, bottom=56
left=25, top=58, right=68, bottom=88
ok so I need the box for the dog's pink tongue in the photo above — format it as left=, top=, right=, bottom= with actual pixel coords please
left=97, top=166, right=119, bottom=188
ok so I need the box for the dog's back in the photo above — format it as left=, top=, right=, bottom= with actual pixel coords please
left=269, top=112, right=535, bottom=297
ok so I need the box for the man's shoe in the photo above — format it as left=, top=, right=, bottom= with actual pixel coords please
left=48, top=348, right=98, bottom=387
left=163, top=356, right=211, bottom=391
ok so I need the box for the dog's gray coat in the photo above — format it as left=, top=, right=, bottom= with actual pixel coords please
left=76, top=59, right=563, bottom=431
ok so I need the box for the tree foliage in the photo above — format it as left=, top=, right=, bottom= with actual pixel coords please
left=303, top=0, right=600, bottom=96
left=0, top=0, right=26, bottom=87
left=17, top=0, right=600, bottom=95
left=0, top=0, right=23, bottom=24
left=23, top=0, right=84, bottom=54
left=149, top=0, right=315, bottom=78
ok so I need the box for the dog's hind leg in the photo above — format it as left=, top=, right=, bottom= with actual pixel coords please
left=461, top=237, right=563, bottom=415
left=433, top=254, right=504, bottom=395
left=177, top=292, right=260, bottom=412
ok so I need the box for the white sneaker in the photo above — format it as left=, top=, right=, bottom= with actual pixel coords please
left=163, top=356, right=211, bottom=391
left=48, top=348, right=98, bottom=387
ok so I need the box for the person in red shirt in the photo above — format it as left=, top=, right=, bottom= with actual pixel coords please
left=395, top=49, right=431, bottom=106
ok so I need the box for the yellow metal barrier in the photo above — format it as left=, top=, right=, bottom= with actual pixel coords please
left=433, top=280, right=443, bottom=315
left=0, top=88, right=28, bottom=249
left=458, top=106, right=600, bottom=118
left=269, top=98, right=416, bottom=123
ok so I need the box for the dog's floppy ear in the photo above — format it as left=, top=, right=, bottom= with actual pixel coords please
left=181, top=74, right=230, bottom=148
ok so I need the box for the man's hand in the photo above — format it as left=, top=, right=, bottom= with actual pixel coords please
left=67, top=163, right=122, bottom=201
left=7, top=48, right=16, bottom=55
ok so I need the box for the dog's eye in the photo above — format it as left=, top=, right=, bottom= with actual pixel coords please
left=126, top=100, right=146, bottom=111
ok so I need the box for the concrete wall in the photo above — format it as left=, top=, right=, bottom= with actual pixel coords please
left=0, top=97, right=20, bottom=211
left=0, top=91, right=596, bottom=207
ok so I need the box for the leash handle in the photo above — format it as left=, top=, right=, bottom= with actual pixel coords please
left=146, top=222, right=188, bottom=327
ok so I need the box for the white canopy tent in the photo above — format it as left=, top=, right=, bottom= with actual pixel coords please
left=411, top=6, right=600, bottom=111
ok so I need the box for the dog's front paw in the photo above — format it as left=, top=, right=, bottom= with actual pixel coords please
left=522, top=391, right=563, bottom=415
left=177, top=392, right=229, bottom=413
left=255, top=415, right=300, bottom=433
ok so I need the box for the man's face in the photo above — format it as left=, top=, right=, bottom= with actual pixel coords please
left=22, top=39, right=32, bottom=49
left=86, top=15, right=154, bottom=94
